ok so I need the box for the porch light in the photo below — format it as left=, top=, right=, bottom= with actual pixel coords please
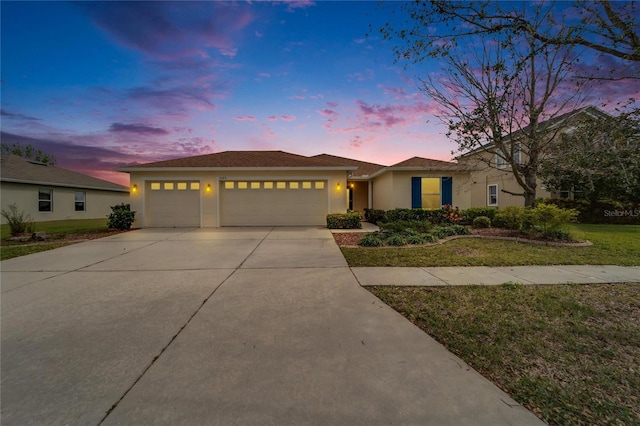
left=206, top=184, right=212, bottom=192
left=336, top=182, right=341, bottom=190
left=131, top=184, right=138, bottom=193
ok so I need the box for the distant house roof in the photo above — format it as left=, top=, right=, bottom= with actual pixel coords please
left=458, top=105, right=612, bottom=157
left=119, top=150, right=357, bottom=171
left=311, top=154, right=385, bottom=177
left=0, top=155, right=129, bottom=192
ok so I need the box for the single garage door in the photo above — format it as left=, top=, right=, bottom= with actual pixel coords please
left=147, top=181, right=200, bottom=227
left=220, top=180, right=328, bottom=226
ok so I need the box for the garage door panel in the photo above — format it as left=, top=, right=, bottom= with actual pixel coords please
left=147, top=182, right=200, bottom=227
left=220, top=181, right=328, bottom=226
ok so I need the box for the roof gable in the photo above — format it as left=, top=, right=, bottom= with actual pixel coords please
left=311, top=154, right=385, bottom=177
left=0, top=155, right=128, bottom=192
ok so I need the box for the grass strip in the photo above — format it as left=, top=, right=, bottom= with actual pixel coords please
left=368, top=283, right=640, bottom=425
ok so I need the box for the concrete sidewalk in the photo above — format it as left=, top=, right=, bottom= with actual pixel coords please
left=351, top=265, right=640, bottom=287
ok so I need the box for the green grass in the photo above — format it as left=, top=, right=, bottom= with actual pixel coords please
left=1, top=243, right=76, bottom=260
left=368, top=283, right=640, bottom=425
left=1, top=218, right=112, bottom=260
left=342, top=224, right=640, bottom=267
left=1, top=218, right=109, bottom=239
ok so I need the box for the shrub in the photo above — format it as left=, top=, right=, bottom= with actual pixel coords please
left=107, top=203, right=136, bottom=230
left=379, top=219, right=432, bottom=234
left=463, top=207, right=497, bottom=223
left=529, top=203, right=578, bottom=234
left=540, top=198, right=639, bottom=224
left=472, top=216, right=492, bottom=228
left=406, top=234, right=428, bottom=245
left=1, top=203, right=35, bottom=236
left=363, top=208, right=387, bottom=224
left=385, top=208, right=426, bottom=222
left=326, top=212, right=362, bottom=229
left=494, top=206, right=528, bottom=231
left=358, top=233, right=385, bottom=247
left=385, top=234, right=408, bottom=246
left=421, top=233, right=438, bottom=243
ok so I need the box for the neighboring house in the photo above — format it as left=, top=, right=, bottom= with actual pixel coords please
left=457, top=106, right=611, bottom=208
left=119, top=150, right=476, bottom=228
left=0, top=155, right=129, bottom=224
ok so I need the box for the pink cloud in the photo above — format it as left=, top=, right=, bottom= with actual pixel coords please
left=317, top=109, right=338, bottom=117
left=235, top=116, right=257, bottom=121
left=280, top=115, right=296, bottom=121
left=266, top=115, right=278, bottom=121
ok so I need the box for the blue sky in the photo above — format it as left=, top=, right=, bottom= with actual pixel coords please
left=1, top=1, right=636, bottom=186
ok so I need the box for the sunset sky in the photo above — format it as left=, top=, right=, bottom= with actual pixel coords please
left=1, top=1, right=637, bottom=186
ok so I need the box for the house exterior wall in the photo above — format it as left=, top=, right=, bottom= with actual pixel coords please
left=371, top=172, right=395, bottom=211
left=128, top=170, right=348, bottom=228
left=371, top=171, right=472, bottom=211
left=0, top=181, right=128, bottom=224
left=458, top=151, right=552, bottom=208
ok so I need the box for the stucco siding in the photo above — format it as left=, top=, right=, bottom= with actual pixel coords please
left=0, top=182, right=128, bottom=224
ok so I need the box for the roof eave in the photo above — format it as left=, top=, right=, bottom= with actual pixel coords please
left=118, top=166, right=357, bottom=173
left=0, top=178, right=129, bottom=192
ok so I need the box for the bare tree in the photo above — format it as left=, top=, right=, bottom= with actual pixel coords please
left=414, top=9, right=585, bottom=206
left=380, top=1, right=639, bottom=68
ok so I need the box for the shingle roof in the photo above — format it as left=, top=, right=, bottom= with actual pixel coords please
left=0, top=155, right=129, bottom=192
left=311, top=154, right=385, bottom=177
left=386, top=156, right=472, bottom=171
left=121, top=150, right=356, bottom=170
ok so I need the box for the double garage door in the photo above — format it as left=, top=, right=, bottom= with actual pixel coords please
left=146, top=179, right=328, bottom=227
left=220, top=180, right=328, bottom=226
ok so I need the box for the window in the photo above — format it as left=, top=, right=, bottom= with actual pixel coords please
left=302, top=181, right=312, bottom=189
left=251, top=182, right=260, bottom=189
left=237, top=182, right=248, bottom=189
left=488, top=184, right=498, bottom=206
left=164, top=182, right=174, bottom=190
left=276, top=182, right=286, bottom=189
left=74, top=192, right=86, bottom=211
left=150, top=182, right=161, bottom=190
left=315, top=181, right=325, bottom=189
left=513, top=144, right=521, bottom=165
left=38, top=189, right=52, bottom=212
left=177, top=182, right=188, bottom=190
left=264, top=182, right=273, bottom=189
left=224, top=181, right=234, bottom=189
left=289, top=182, right=299, bottom=189
left=421, top=178, right=440, bottom=209
left=496, top=145, right=521, bottom=168
left=190, top=182, right=200, bottom=190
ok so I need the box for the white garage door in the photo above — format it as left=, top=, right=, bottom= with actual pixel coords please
left=147, top=181, right=200, bottom=227
left=220, top=180, right=328, bottom=226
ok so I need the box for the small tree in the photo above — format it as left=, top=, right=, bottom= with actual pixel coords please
left=1, top=143, right=56, bottom=165
left=540, top=108, right=640, bottom=203
left=107, top=203, right=136, bottom=230
left=1, top=204, right=35, bottom=236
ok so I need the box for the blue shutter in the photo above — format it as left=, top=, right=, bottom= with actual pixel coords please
left=411, top=177, right=422, bottom=208
left=441, top=177, right=453, bottom=206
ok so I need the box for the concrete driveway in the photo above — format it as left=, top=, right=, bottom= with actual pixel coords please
left=1, top=227, right=542, bottom=425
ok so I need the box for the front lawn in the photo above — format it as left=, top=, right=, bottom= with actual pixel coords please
left=1, top=219, right=124, bottom=260
left=368, top=283, right=640, bottom=425
left=341, top=224, right=640, bottom=267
